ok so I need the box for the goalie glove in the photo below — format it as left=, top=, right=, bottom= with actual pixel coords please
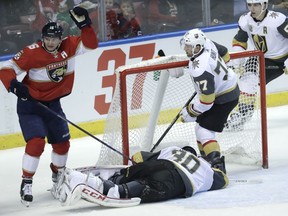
left=284, top=58, right=288, bottom=75
left=69, top=6, right=92, bottom=29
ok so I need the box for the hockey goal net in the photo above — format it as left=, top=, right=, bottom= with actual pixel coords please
left=98, top=50, right=268, bottom=168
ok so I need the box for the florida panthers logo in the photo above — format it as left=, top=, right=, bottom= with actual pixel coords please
left=47, top=60, right=68, bottom=83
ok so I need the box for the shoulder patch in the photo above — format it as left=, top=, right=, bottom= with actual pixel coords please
left=192, top=59, right=200, bottom=70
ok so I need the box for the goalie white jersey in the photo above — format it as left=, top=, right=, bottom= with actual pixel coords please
left=132, top=146, right=228, bottom=196
left=156, top=146, right=219, bottom=194
left=236, top=11, right=288, bottom=59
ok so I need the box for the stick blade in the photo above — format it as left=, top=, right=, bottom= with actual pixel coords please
left=230, top=179, right=263, bottom=185
left=158, top=49, right=165, bottom=57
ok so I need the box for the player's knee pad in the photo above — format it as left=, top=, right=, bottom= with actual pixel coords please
left=25, top=137, right=45, bottom=157
left=52, top=140, right=70, bottom=155
left=195, top=124, right=216, bottom=145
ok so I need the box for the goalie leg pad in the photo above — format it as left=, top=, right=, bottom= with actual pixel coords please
left=51, top=168, right=96, bottom=205
left=80, top=184, right=141, bottom=207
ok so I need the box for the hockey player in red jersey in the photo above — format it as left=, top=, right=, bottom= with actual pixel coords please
left=0, top=6, right=98, bottom=206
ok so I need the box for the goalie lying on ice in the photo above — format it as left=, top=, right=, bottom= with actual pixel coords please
left=51, top=146, right=229, bottom=207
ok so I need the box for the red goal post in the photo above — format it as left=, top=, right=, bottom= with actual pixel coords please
left=98, top=50, right=268, bottom=168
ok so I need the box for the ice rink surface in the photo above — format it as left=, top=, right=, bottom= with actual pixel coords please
left=1, top=105, right=288, bottom=216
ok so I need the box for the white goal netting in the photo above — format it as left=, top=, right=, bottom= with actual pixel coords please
left=98, top=51, right=267, bottom=168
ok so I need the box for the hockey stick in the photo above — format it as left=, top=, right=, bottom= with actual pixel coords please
left=229, top=178, right=263, bottom=185
left=158, top=49, right=165, bottom=57
left=36, top=102, right=134, bottom=163
left=150, top=91, right=197, bottom=152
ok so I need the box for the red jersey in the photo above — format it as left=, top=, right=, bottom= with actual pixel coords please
left=0, top=26, right=98, bottom=102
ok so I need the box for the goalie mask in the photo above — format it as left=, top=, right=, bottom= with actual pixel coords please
left=180, top=28, right=207, bottom=58
left=41, top=22, right=63, bottom=53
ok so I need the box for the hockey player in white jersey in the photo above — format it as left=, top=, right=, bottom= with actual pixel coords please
left=225, top=0, right=288, bottom=130
left=178, top=28, right=240, bottom=173
left=51, top=146, right=228, bottom=207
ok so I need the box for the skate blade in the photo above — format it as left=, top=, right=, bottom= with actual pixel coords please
left=21, top=199, right=31, bottom=207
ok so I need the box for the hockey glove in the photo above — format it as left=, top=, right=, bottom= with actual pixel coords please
left=69, top=6, right=92, bottom=29
left=9, top=79, right=31, bottom=101
left=168, top=67, right=184, bottom=78
left=284, top=58, right=288, bottom=75
left=180, top=105, right=197, bottom=123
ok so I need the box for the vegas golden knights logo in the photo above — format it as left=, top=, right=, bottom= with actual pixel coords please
left=252, top=34, right=268, bottom=53
left=47, top=60, right=68, bottom=83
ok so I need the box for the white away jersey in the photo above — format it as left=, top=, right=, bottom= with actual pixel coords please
left=238, top=11, right=288, bottom=59
left=188, top=39, right=239, bottom=114
left=156, top=146, right=215, bottom=195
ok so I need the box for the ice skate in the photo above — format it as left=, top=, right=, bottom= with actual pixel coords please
left=50, top=163, right=65, bottom=183
left=211, top=156, right=226, bottom=174
left=20, top=178, right=33, bottom=207
left=50, top=168, right=72, bottom=202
